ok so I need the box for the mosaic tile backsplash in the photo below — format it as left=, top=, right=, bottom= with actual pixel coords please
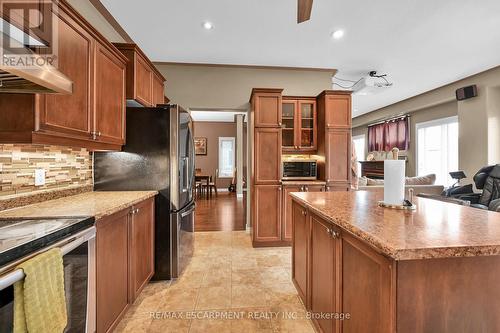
left=0, top=144, right=92, bottom=197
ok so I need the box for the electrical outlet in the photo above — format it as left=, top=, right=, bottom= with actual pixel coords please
left=34, top=169, right=46, bottom=186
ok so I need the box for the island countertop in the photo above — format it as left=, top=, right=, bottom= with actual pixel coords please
left=291, top=191, right=500, bottom=260
left=0, top=191, right=157, bottom=220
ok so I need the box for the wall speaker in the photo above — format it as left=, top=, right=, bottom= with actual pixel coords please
left=456, top=85, right=477, bottom=101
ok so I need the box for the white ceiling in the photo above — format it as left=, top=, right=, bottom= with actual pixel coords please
left=101, top=0, right=500, bottom=117
left=190, top=111, right=247, bottom=122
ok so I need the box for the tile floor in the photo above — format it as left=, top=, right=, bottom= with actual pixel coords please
left=115, top=231, right=315, bottom=332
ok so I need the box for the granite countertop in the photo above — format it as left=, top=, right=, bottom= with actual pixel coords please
left=291, top=191, right=500, bottom=260
left=281, top=180, right=327, bottom=185
left=0, top=191, right=158, bottom=220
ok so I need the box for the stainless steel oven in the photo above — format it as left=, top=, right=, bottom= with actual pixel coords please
left=0, top=227, right=96, bottom=333
left=282, top=159, right=318, bottom=180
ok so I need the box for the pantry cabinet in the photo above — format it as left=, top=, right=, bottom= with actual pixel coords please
left=317, top=91, right=352, bottom=190
left=0, top=0, right=127, bottom=151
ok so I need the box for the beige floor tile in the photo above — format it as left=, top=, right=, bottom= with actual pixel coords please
left=231, top=283, right=269, bottom=308
left=231, top=257, right=259, bottom=270
left=189, top=318, right=232, bottom=333
left=114, top=316, right=152, bottom=333
left=147, top=317, right=191, bottom=333
left=230, top=308, right=274, bottom=333
left=202, top=267, right=232, bottom=287
left=231, top=268, right=263, bottom=285
left=161, top=287, right=200, bottom=311
left=196, top=286, right=232, bottom=310
left=260, top=267, right=292, bottom=286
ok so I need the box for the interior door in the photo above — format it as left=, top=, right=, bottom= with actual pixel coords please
left=178, top=107, right=195, bottom=209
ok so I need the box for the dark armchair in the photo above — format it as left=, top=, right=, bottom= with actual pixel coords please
left=458, top=164, right=500, bottom=212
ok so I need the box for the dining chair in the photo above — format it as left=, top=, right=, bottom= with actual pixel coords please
left=206, top=169, right=219, bottom=198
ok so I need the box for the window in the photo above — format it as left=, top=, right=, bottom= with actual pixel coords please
left=416, top=116, right=458, bottom=186
left=218, top=137, right=235, bottom=178
left=352, top=134, right=366, bottom=176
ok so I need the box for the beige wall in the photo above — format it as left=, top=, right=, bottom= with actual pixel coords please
left=353, top=65, right=500, bottom=182
left=193, top=122, right=247, bottom=189
left=154, top=63, right=334, bottom=110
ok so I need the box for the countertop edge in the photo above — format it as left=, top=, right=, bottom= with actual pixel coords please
left=290, top=193, right=500, bottom=261
left=93, top=191, right=158, bottom=220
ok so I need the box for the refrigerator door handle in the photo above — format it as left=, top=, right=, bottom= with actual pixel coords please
left=182, top=157, right=189, bottom=193
left=181, top=205, right=196, bottom=218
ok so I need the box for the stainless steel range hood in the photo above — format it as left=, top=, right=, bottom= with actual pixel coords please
left=0, top=21, right=73, bottom=94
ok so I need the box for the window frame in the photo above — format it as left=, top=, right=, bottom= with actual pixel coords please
left=415, top=115, right=458, bottom=186
left=218, top=137, right=236, bottom=179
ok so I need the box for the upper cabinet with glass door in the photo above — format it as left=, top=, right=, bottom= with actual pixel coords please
left=282, top=97, right=317, bottom=153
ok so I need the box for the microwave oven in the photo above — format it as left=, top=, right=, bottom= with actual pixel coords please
left=282, top=159, right=317, bottom=180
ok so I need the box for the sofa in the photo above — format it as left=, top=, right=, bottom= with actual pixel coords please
left=356, top=174, right=444, bottom=196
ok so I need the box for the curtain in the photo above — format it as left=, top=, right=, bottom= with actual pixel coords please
left=368, top=116, right=409, bottom=152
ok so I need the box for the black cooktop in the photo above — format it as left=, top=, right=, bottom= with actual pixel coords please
left=0, top=216, right=95, bottom=267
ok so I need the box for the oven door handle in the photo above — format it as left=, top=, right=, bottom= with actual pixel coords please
left=0, top=226, right=96, bottom=291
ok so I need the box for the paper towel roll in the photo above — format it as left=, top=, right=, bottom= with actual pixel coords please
left=384, top=160, right=405, bottom=205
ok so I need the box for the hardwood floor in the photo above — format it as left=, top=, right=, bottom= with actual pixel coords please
left=195, top=192, right=246, bottom=232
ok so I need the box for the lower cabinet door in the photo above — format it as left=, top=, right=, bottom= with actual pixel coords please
left=129, top=198, right=155, bottom=301
left=283, top=186, right=301, bottom=242
left=292, top=201, right=309, bottom=307
left=254, top=185, right=282, bottom=243
left=310, top=213, right=339, bottom=333
left=96, top=209, right=130, bottom=333
left=341, top=233, right=395, bottom=333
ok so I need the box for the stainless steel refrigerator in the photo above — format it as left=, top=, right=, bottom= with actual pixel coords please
left=94, top=104, right=195, bottom=280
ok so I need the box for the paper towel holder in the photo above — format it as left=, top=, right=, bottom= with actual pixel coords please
left=378, top=188, right=416, bottom=210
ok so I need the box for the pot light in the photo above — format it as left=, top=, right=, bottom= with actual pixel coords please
left=202, top=21, right=214, bottom=30
left=331, top=29, right=345, bottom=40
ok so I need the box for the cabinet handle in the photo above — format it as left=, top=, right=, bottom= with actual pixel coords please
left=278, top=187, right=282, bottom=191
left=302, top=210, right=307, bottom=216
left=135, top=208, right=140, bottom=214
left=278, top=122, right=282, bottom=127
left=326, top=228, right=333, bottom=235
left=331, top=230, right=340, bottom=239
left=304, top=186, right=309, bottom=192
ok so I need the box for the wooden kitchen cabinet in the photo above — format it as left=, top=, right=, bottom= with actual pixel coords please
left=94, top=43, right=126, bottom=145
left=252, top=88, right=283, bottom=127
left=253, top=185, right=282, bottom=245
left=310, top=212, right=340, bottom=333
left=96, top=197, right=155, bottom=333
left=0, top=0, right=127, bottom=151
left=292, top=201, right=309, bottom=306
left=254, top=128, right=282, bottom=184
left=113, top=43, right=166, bottom=107
left=325, top=129, right=351, bottom=184
left=317, top=91, right=352, bottom=189
left=292, top=199, right=395, bottom=333
left=129, top=198, right=155, bottom=301
left=96, top=208, right=130, bottom=333
left=282, top=97, right=317, bottom=153
left=342, top=233, right=394, bottom=333
left=282, top=184, right=325, bottom=242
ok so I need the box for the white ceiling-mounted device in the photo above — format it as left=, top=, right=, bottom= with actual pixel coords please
left=332, top=71, right=393, bottom=95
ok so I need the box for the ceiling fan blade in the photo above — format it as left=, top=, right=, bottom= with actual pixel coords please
left=297, top=0, right=313, bottom=23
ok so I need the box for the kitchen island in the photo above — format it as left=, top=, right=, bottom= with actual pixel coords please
left=290, top=191, right=500, bottom=333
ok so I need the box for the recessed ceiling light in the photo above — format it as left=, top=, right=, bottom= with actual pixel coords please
left=331, top=29, right=345, bottom=40
left=202, top=21, right=214, bottom=30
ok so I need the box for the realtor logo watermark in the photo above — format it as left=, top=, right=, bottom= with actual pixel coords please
left=1, top=0, right=59, bottom=68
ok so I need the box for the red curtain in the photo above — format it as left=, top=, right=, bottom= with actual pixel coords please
left=368, top=117, right=409, bottom=152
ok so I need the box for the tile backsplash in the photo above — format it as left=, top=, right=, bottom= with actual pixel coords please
left=0, top=144, right=92, bottom=197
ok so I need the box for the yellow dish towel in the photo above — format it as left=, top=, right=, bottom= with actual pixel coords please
left=14, top=248, right=67, bottom=333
